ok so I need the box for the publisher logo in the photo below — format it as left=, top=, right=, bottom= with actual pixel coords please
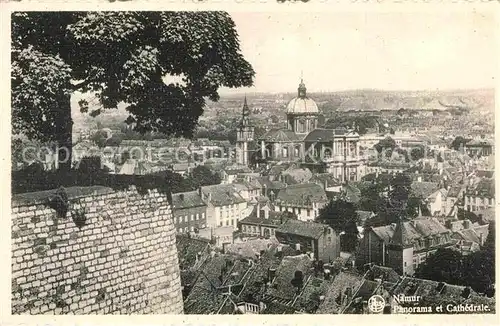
left=368, top=295, right=385, bottom=313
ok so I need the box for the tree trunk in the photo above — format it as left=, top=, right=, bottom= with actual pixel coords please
left=54, top=93, right=73, bottom=173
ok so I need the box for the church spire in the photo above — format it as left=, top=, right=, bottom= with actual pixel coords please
left=240, top=95, right=250, bottom=127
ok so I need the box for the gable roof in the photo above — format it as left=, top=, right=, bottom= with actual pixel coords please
left=316, top=271, right=365, bottom=314
left=266, top=254, right=314, bottom=301
left=276, top=183, right=328, bottom=206
left=276, top=219, right=330, bottom=239
left=200, top=184, right=247, bottom=207
left=411, top=181, right=440, bottom=199
left=371, top=218, right=450, bottom=245
left=171, top=190, right=206, bottom=210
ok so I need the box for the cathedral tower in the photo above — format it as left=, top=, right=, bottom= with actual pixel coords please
left=236, top=96, right=254, bottom=166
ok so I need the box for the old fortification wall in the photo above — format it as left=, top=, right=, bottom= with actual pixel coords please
left=11, top=186, right=183, bottom=314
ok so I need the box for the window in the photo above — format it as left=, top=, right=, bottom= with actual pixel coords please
left=220, top=222, right=223, bottom=226
left=191, top=214, right=194, bottom=221
left=185, top=227, right=189, bottom=233
left=226, top=221, right=229, bottom=226
left=196, top=213, right=199, bottom=220
left=184, top=216, right=188, bottom=223
left=298, top=208, right=302, bottom=215
left=190, top=226, right=194, bottom=232
left=307, top=209, right=311, bottom=217
left=294, top=146, right=300, bottom=157
left=282, top=147, right=288, bottom=158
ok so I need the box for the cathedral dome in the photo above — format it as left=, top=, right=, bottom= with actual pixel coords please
left=286, top=97, right=319, bottom=114
left=286, top=79, right=319, bottom=114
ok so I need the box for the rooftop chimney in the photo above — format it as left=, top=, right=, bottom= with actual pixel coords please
left=268, top=268, right=277, bottom=282
left=324, top=268, right=331, bottom=280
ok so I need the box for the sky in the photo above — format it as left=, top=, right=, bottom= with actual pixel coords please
left=219, top=11, right=497, bottom=94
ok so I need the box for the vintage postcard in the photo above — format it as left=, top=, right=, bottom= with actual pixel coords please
left=1, top=2, right=499, bottom=323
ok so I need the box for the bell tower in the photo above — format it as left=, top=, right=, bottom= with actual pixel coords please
left=236, top=96, right=254, bottom=166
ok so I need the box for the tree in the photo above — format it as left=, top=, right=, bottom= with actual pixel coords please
left=415, top=248, right=464, bottom=285
left=12, top=12, right=255, bottom=172
left=317, top=199, right=360, bottom=252
left=450, top=136, right=469, bottom=151
left=90, top=130, right=109, bottom=148
left=270, top=115, right=279, bottom=124
left=374, top=136, right=396, bottom=154
left=410, top=145, right=425, bottom=161
left=187, top=165, right=221, bottom=189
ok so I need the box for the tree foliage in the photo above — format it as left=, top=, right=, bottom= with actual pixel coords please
left=12, top=12, right=255, bottom=170
left=374, top=136, right=396, bottom=154
left=186, top=165, right=221, bottom=189
left=317, top=199, right=360, bottom=252
left=450, top=136, right=469, bottom=151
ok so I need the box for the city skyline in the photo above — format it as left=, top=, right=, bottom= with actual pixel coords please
left=220, top=11, right=497, bottom=94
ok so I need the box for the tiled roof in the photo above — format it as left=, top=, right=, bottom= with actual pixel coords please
left=239, top=208, right=289, bottom=227
left=276, top=183, right=328, bottom=206
left=310, top=173, right=341, bottom=188
left=277, top=219, right=330, bottom=239
left=411, top=181, right=440, bottom=199
left=292, top=276, right=332, bottom=313
left=256, top=176, right=287, bottom=190
left=454, top=225, right=489, bottom=245
left=316, top=271, right=365, bottom=314
left=224, top=239, right=279, bottom=259
left=260, top=129, right=301, bottom=142
left=171, top=190, right=206, bottom=210
left=365, top=265, right=400, bottom=284
left=176, top=235, right=210, bottom=271
left=475, top=208, right=495, bottom=222
left=342, top=183, right=361, bottom=203
left=371, top=218, right=450, bottom=245
left=281, top=168, right=313, bottom=185
left=183, top=253, right=253, bottom=314
left=266, top=254, right=314, bottom=301
left=200, top=184, right=247, bottom=207
left=447, top=184, right=464, bottom=198
left=466, top=178, right=494, bottom=198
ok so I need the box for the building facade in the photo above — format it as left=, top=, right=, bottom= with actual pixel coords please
left=358, top=218, right=455, bottom=276
left=200, top=184, right=248, bottom=229
left=171, top=190, right=208, bottom=234
left=275, top=219, right=341, bottom=263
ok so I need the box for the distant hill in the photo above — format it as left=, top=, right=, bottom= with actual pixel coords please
left=214, top=88, right=495, bottom=113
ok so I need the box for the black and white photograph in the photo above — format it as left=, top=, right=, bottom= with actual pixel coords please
left=8, top=9, right=497, bottom=315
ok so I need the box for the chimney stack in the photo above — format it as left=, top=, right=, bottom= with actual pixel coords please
left=324, top=268, right=331, bottom=280
left=268, top=268, right=276, bottom=282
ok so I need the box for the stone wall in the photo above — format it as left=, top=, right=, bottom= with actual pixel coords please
left=11, top=186, right=184, bottom=314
